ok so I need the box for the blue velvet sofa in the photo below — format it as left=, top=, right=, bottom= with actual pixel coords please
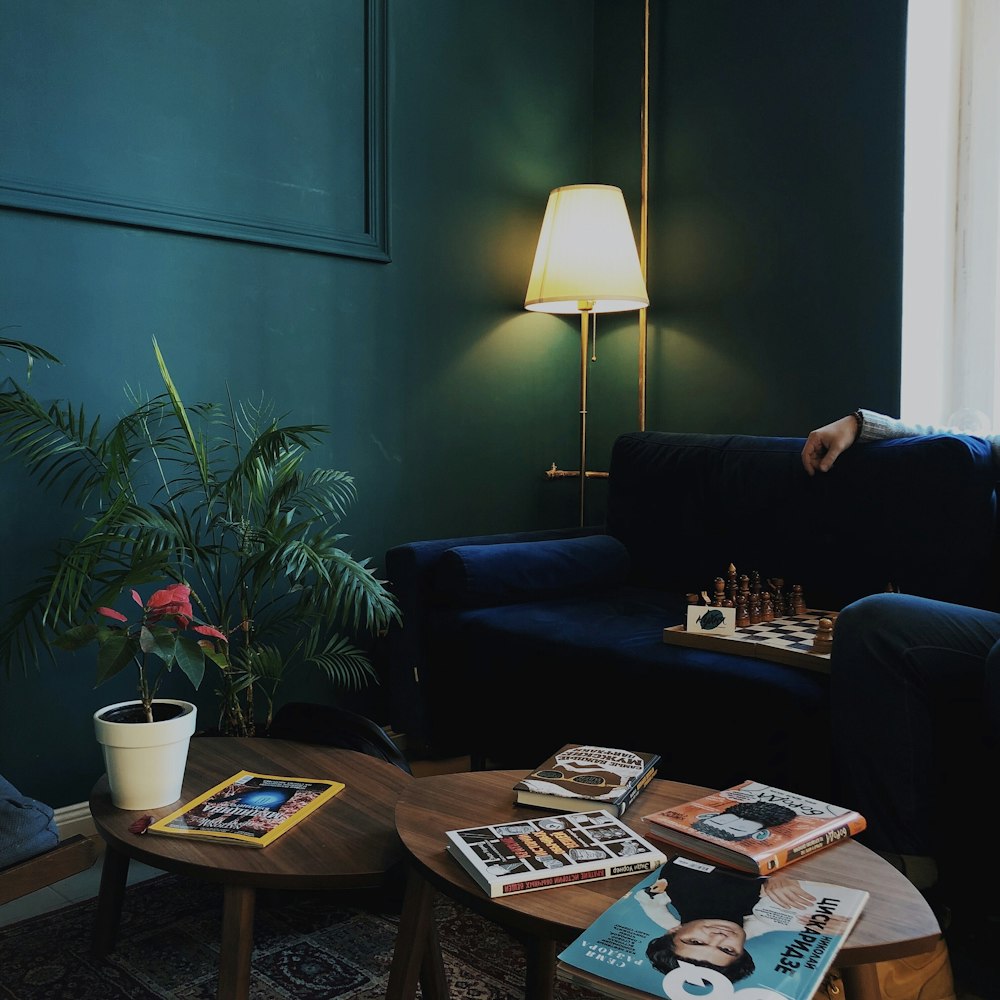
left=383, top=431, right=999, bottom=799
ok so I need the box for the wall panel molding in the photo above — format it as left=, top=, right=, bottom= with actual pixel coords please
left=0, top=0, right=389, bottom=261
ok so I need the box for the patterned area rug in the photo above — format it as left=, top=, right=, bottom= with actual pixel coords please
left=0, top=873, right=603, bottom=999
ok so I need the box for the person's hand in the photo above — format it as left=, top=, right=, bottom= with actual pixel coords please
left=797, top=913, right=852, bottom=935
left=801, top=415, right=859, bottom=475
left=762, top=875, right=816, bottom=910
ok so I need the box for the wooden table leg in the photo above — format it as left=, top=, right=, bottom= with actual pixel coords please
left=91, top=844, right=130, bottom=957
left=217, top=884, right=256, bottom=1000
left=525, top=937, right=557, bottom=1000
left=841, top=963, right=883, bottom=1000
left=387, top=866, right=448, bottom=1000
left=840, top=939, right=957, bottom=1000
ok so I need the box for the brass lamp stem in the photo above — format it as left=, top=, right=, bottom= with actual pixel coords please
left=639, top=0, right=650, bottom=430
left=579, top=304, right=593, bottom=527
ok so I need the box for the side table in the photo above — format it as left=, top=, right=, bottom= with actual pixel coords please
left=387, top=770, right=949, bottom=1000
left=89, top=736, right=437, bottom=1000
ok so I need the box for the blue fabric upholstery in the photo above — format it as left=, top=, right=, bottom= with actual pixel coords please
left=435, top=534, right=630, bottom=607
left=383, top=431, right=999, bottom=797
left=0, top=774, right=59, bottom=870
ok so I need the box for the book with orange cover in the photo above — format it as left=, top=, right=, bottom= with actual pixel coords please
left=641, top=779, right=866, bottom=875
left=147, top=770, right=344, bottom=848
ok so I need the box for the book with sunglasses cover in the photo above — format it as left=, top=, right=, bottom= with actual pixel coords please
left=513, top=744, right=661, bottom=817
left=445, top=810, right=667, bottom=897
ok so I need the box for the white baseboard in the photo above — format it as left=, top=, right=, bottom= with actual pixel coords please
left=55, top=801, right=96, bottom=840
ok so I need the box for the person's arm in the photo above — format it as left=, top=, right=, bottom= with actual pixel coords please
left=802, top=408, right=1000, bottom=474
left=635, top=879, right=680, bottom=931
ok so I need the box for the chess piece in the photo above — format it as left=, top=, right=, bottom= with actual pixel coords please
left=749, top=593, right=762, bottom=625
left=713, top=577, right=726, bottom=606
left=686, top=592, right=700, bottom=605
left=791, top=583, right=805, bottom=615
left=735, top=593, right=750, bottom=627
left=726, top=563, right=738, bottom=605
left=813, top=616, right=834, bottom=653
left=762, top=591, right=774, bottom=622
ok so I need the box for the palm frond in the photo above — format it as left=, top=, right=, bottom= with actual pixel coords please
left=299, top=631, right=379, bottom=691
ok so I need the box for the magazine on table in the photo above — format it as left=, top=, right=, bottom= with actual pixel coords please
left=557, top=854, right=868, bottom=1000
left=147, top=770, right=345, bottom=848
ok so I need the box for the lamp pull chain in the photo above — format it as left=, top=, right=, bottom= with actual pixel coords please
left=591, top=313, right=598, bottom=362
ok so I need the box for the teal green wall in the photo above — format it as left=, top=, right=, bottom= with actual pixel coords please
left=0, top=0, right=907, bottom=807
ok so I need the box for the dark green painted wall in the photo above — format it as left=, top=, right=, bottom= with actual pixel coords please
left=0, top=0, right=907, bottom=807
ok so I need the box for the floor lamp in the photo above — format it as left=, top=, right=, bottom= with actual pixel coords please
left=524, top=184, right=649, bottom=526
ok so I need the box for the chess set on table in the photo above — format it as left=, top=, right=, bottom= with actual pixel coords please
left=662, top=563, right=837, bottom=673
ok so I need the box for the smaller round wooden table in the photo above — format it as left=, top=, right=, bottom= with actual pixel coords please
left=89, top=737, right=416, bottom=1000
left=387, top=770, right=949, bottom=1000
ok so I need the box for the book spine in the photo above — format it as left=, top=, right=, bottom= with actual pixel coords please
left=495, top=856, right=662, bottom=896
left=761, top=816, right=868, bottom=872
left=613, top=766, right=658, bottom=817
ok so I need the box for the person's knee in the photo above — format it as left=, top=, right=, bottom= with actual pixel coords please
left=837, top=593, right=895, bottom=633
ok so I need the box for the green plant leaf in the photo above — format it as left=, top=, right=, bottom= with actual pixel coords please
left=95, top=633, right=139, bottom=685
left=173, top=636, right=206, bottom=689
left=50, top=622, right=101, bottom=651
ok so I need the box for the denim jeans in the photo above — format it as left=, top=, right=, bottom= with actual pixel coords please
left=830, top=593, right=1000, bottom=857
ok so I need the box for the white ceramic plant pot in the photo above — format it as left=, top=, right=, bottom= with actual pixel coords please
left=93, top=699, right=197, bottom=810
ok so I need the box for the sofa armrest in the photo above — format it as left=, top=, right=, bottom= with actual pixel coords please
left=382, top=526, right=601, bottom=744
left=435, top=534, right=630, bottom=607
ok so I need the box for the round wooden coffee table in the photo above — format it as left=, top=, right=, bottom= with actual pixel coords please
left=89, top=736, right=415, bottom=1000
left=387, top=770, right=949, bottom=1000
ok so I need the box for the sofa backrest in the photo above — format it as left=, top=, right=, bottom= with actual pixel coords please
left=605, top=431, right=999, bottom=612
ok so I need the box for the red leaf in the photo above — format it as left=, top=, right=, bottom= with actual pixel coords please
left=97, top=606, right=128, bottom=622
left=129, top=815, right=154, bottom=835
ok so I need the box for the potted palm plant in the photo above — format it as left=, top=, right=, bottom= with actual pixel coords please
left=0, top=337, right=400, bottom=740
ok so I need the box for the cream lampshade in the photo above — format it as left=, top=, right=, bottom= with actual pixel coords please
left=524, top=184, right=649, bottom=526
left=524, top=184, right=649, bottom=315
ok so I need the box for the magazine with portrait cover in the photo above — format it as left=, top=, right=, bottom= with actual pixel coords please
left=557, top=855, right=868, bottom=1000
left=445, top=810, right=667, bottom=897
left=642, top=780, right=866, bottom=875
left=147, top=770, right=345, bottom=848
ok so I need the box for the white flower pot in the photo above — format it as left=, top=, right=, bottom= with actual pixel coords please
left=93, top=699, right=197, bottom=810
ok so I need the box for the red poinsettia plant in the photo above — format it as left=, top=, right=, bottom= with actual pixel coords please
left=53, top=583, right=230, bottom=724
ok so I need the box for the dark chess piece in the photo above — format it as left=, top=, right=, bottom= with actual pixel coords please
left=750, top=570, right=762, bottom=595
left=791, top=583, right=805, bottom=615
left=713, top=577, right=726, bottom=607
left=726, top=563, right=738, bottom=605
left=735, top=593, right=750, bottom=627
left=749, top=593, right=762, bottom=625
left=762, top=592, right=774, bottom=622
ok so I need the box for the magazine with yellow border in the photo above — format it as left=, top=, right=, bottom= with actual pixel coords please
left=147, top=770, right=345, bottom=847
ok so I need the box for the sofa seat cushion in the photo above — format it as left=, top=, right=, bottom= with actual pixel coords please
left=420, top=587, right=831, bottom=797
left=435, top=534, right=630, bottom=608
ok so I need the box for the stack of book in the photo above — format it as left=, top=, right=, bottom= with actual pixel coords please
left=444, top=747, right=870, bottom=1000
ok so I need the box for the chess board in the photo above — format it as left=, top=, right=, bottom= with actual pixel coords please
left=662, top=611, right=838, bottom=673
